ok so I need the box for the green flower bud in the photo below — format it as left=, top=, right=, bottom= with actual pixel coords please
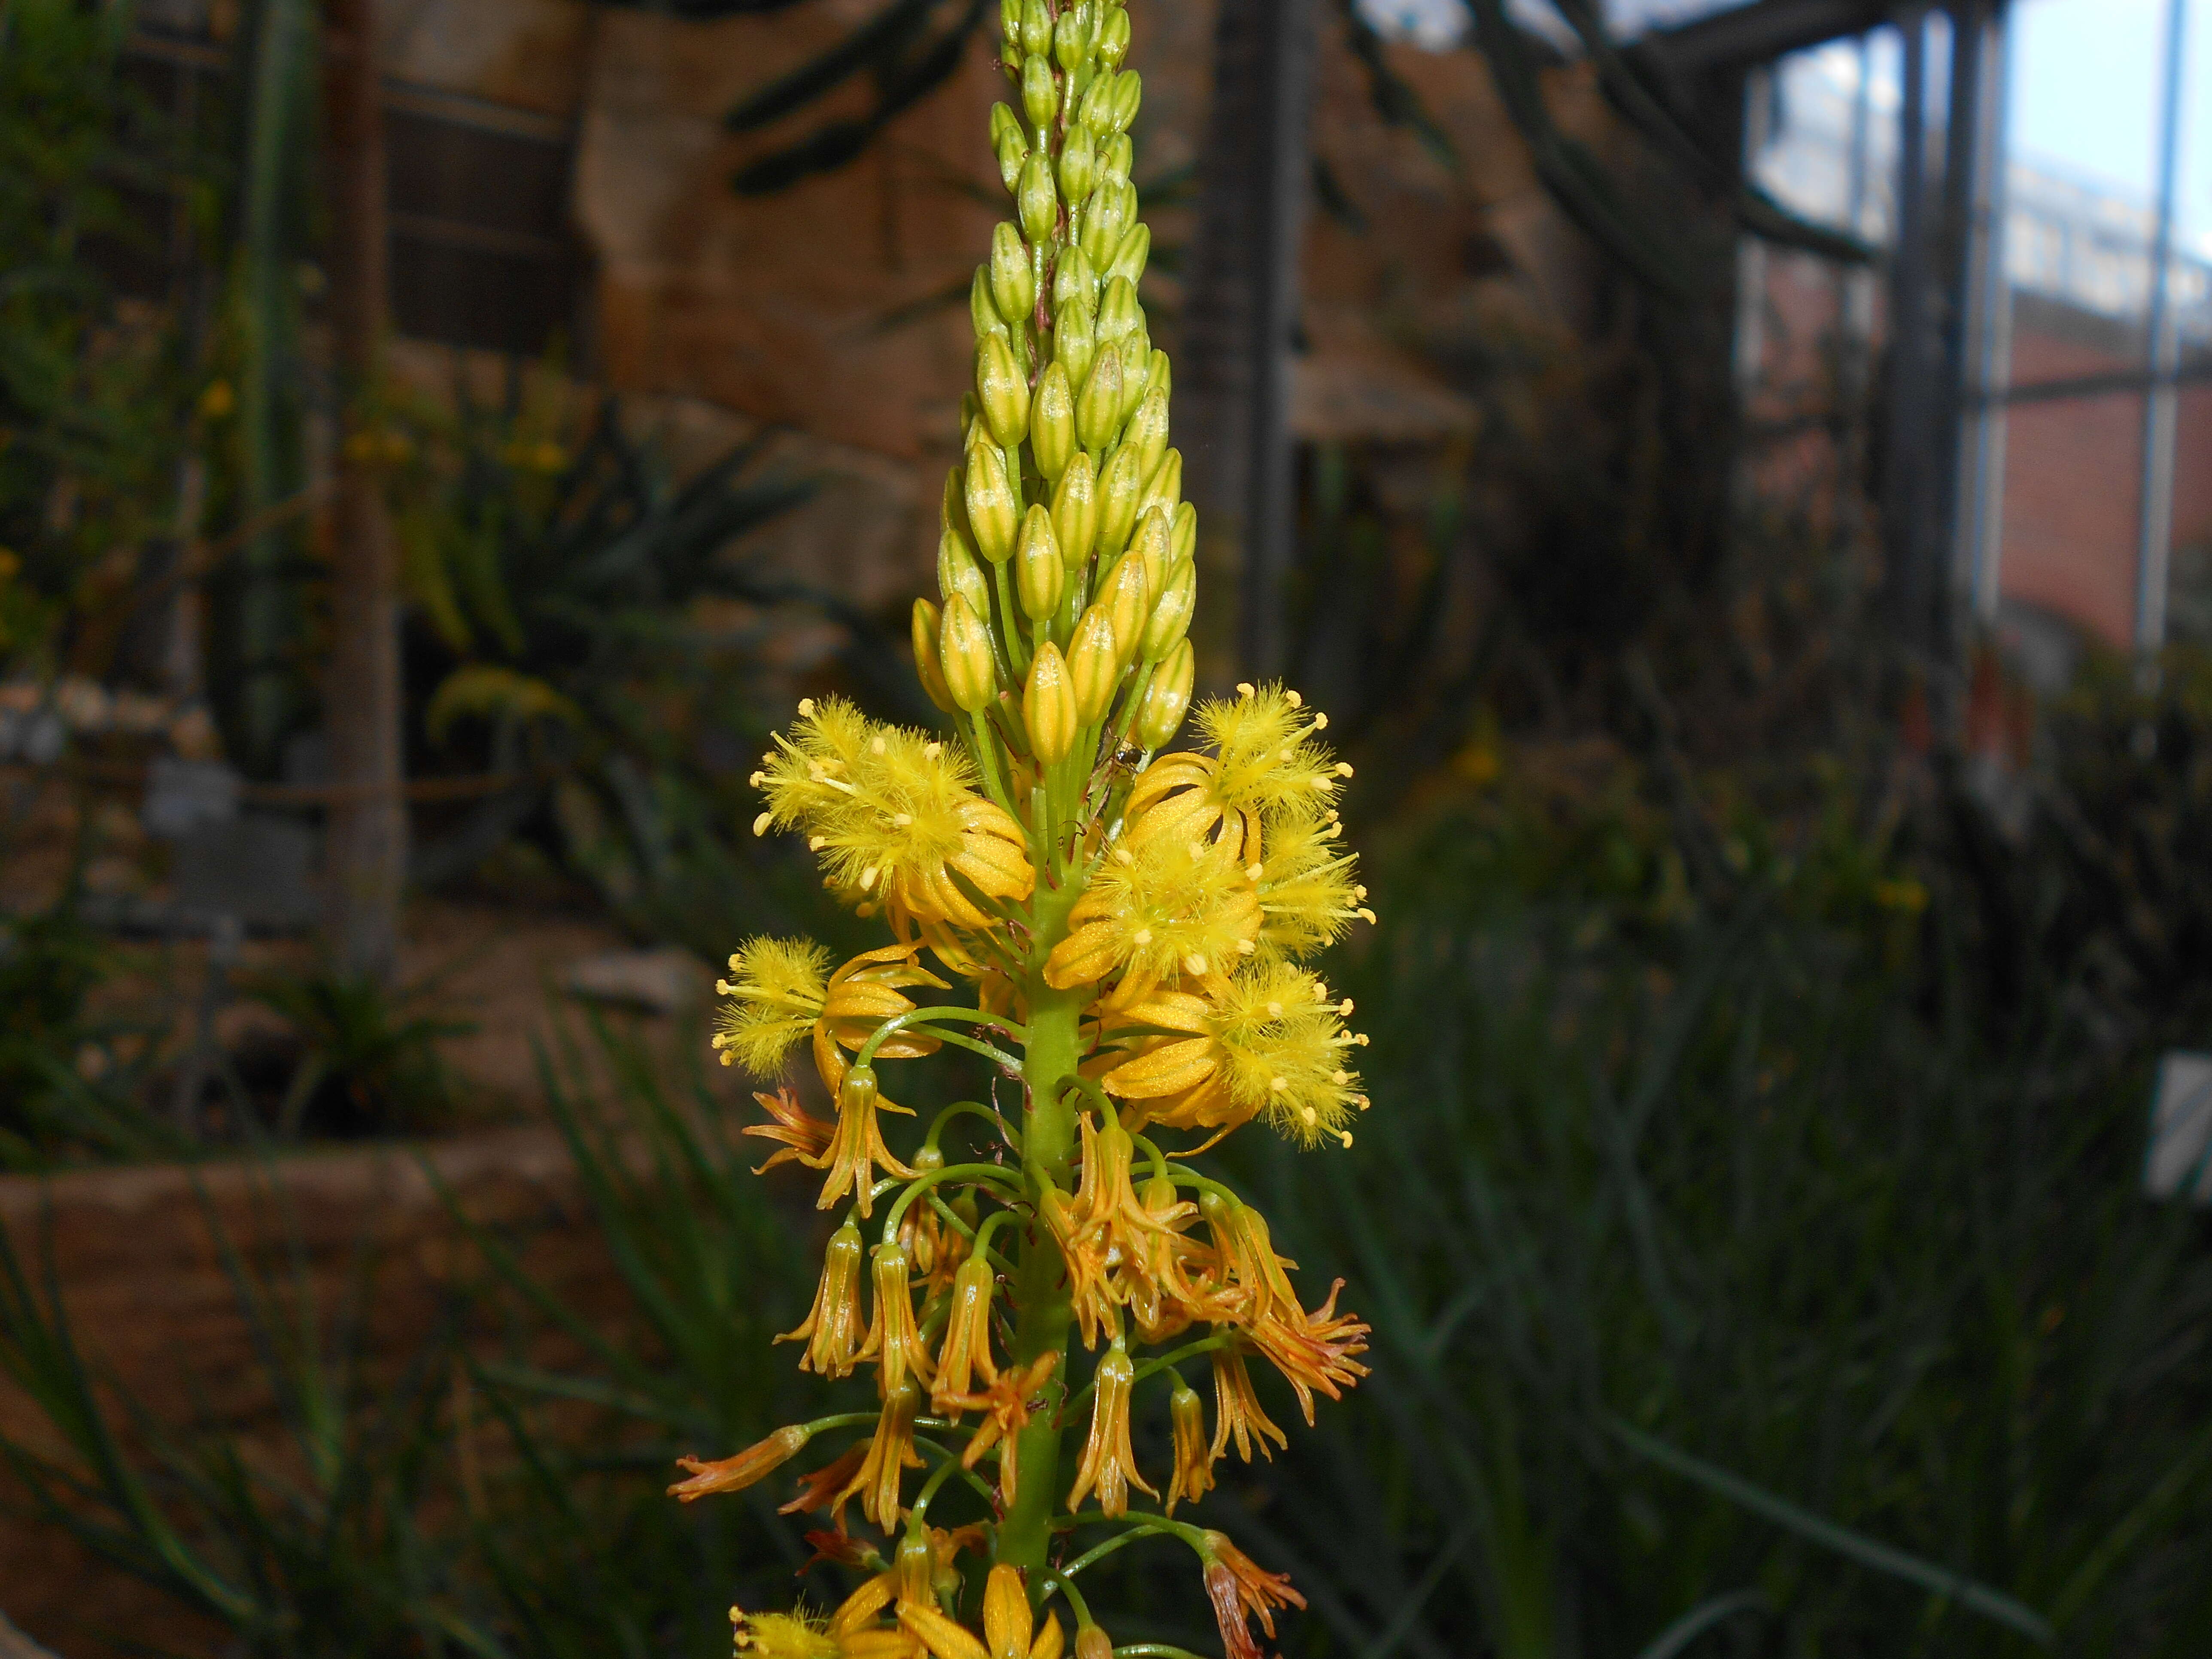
left=1106, top=222, right=1150, bottom=288
left=1170, top=499, right=1197, bottom=566
left=912, top=597, right=954, bottom=711
left=1075, top=71, right=1115, bottom=134
left=1135, top=446, right=1182, bottom=526
left=1052, top=452, right=1100, bottom=571
left=940, top=595, right=998, bottom=714
left=970, top=268, right=1006, bottom=346
left=942, top=466, right=971, bottom=544
left=1054, top=6, right=1092, bottom=72
left=1130, top=505, right=1173, bottom=599
left=998, top=0, right=1022, bottom=47
left=1054, top=244, right=1098, bottom=312
left=1110, top=69, right=1142, bottom=133
left=1124, top=386, right=1170, bottom=485
left=1021, top=52, right=1057, bottom=131
left=1116, top=333, right=1152, bottom=426
left=1052, top=292, right=1098, bottom=389
left=1068, top=603, right=1121, bottom=725
left=1147, top=346, right=1171, bottom=403
left=939, top=524, right=990, bottom=616
left=1023, top=641, right=1077, bottom=764
left=1099, top=7, right=1131, bottom=69
left=1098, top=132, right=1133, bottom=184
left=1141, top=556, right=1195, bottom=662
left=1080, top=181, right=1130, bottom=268
left=1097, top=548, right=1150, bottom=668
left=1058, top=123, right=1098, bottom=206
left=996, top=125, right=1029, bottom=194
left=1076, top=349, right=1124, bottom=451
left=1030, top=361, right=1076, bottom=482
left=1096, top=275, right=1142, bottom=343
left=1094, top=441, right=1143, bottom=559
left=990, top=222, right=1035, bottom=326
left=1136, top=638, right=1194, bottom=750
left=990, top=100, right=1023, bottom=152
left=977, top=333, right=1032, bottom=451
left=964, top=441, right=1019, bottom=564
left=1018, top=1, right=1050, bottom=58
left=1015, top=504, right=1063, bottom=620
left=1018, top=149, right=1058, bottom=244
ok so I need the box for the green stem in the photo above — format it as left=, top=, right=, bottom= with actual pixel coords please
left=881, top=1163, right=1025, bottom=1245
left=997, top=874, right=1090, bottom=1593
left=855, top=1007, right=1027, bottom=1071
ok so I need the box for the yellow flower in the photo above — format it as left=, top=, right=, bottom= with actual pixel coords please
left=779, top=1217, right=867, bottom=1378
left=1164, top=1377, right=1215, bottom=1514
left=714, top=938, right=830, bottom=1073
left=754, top=697, right=1034, bottom=928
left=741, top=1087, right=832, bottom=1175
left=1197, top=684, right=1351, bottom=825
left=1095, top=963, right=1367, bottom=1146
left=668, top=1423, right=811, bottom=1502
left=857, top=1239, right=935, bottom=1398
left=814, top=1066, right=918, bottom=1219
left=1066, top=1337, right=1156, bottom=1516
left=898, top=1601, right=990, bottom=1659
left=1250, top=809, right=1373, bottom=960
left=1200, top=1532, right=1304, bottom=1659
left=1209, top=1346, right=1288, bottom=1464
left=1044, top=829, right=1261, bottom=992
left=945, top=1351, right=1057, bottom=1509
left=931, top=1254, right=999, bottom=1413
left=840, top=1376, right=924, bottom=1529
left=982, top=1564, right=1030, bottom=1659
left=733, top=1605, right=843, bottom=1659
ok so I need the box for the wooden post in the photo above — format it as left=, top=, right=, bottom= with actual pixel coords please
left=321, top=0, right=407, bottom=980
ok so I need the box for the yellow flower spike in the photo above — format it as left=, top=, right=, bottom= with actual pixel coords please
left=1029, top=1612, right=1063, bottom=1659
left=1051, top=451, right=1100, bottom=569
left=842, top=1376, right=924, bottom=1530
left=912, top=599, right=955, bottom=714
left=899, top=1601, right=991, bottom=1659
left=779, top=1215, right=866, bottom=1377
left=714, top=938, right=830, bottom=1075
left=1066, top=1337, right=1157, bottom=1516
left=932, top=1254, right=1000, bottom=1413
left=1067, top=605, right=1122, bottom=727
left=1209, top=1346, right=1288, bottom=1464
left=982, top=1564, right=1032, bottom=1659
left=669, top=1423, right=811, bottom=1502
left=1134, top=639, right=1194, bottom=750
left=1024, top=642, right=1078, bottom=766
left=858, top=1238, right=936, bottom=1396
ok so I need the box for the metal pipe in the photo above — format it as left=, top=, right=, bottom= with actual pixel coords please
left=1951, top=1, right=2013, bottom=626
left=2134, top=0, right=2189, bottom=668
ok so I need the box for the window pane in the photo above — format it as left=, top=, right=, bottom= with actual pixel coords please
left=2004, top=0, right=2170, bottom=370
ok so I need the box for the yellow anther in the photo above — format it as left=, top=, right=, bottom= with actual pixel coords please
left=1266, top=1001, right=1283, bottom=1018
left=1339, top=998, right=1355, bottom=1015
left=1339, top=1130, right=1354, bottom=1148
left=1131, top=927, right=1152, bottom=945
left=924, top=741, right=943, bottom=758
left=860, top=866, right=880, bottom=890
left=748, top=770, right=765, bottom=787
left=809, top=835, right=826, bottom=851
left=798, top=698, right=816, bottom=716
left=752, top=811, right=773, bottom=836
left=1331, top=1070, right=1349, bottom=1085
left=871, top=735, right=887, bottom=755
left=1184, top=953, right=1207, bottom=975
left=1313, top=711, right=1328, bottom=729
left=1336, top=762, right=1355, bottom=777
left=1236, top=939, right=1256, bottom=954
left=1246, top=863, right=1264, bottom=881
left=893, top=812, right=914, bottom=826
left=1236, top=682, right=1255, bottom=697
left=1285, top=689, right=1302, bottom=707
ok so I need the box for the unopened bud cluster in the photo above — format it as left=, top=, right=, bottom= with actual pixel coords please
left=919, top=0, right=1194, bottom=772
